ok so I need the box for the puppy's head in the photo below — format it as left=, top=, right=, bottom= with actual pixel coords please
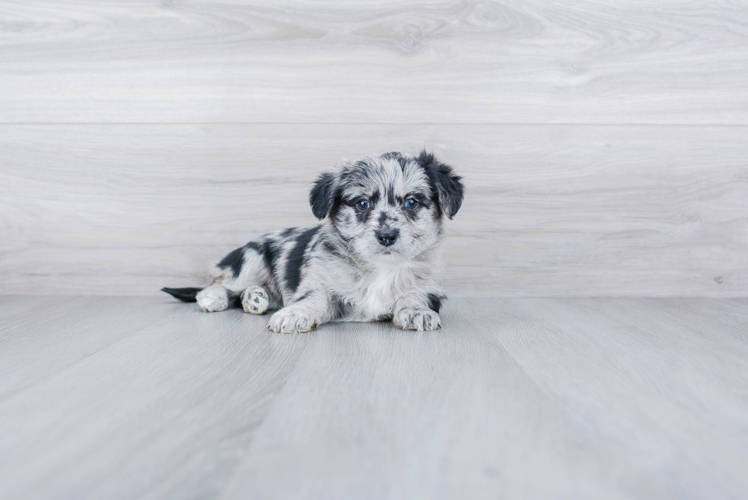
left=309, top=151, right=464, bottom=260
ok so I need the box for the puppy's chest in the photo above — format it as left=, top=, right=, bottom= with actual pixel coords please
left=338, top=266, right=416, bottom=321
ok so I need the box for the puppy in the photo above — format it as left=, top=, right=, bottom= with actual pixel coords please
left=162, top=151, right=464, bottom=333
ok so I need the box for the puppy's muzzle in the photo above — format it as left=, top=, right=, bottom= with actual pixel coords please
left=375, top=228, right=399, bottom=247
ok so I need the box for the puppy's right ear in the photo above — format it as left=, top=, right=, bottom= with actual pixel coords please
left=309, top=172, right=337, bottom=220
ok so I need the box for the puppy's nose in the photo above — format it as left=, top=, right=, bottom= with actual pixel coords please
left=376, top=228, right=399, bottom=247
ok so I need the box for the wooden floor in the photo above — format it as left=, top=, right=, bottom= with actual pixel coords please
left=0, top=296, right=747, bottom=499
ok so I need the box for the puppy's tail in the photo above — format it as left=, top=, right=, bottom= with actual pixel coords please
left=161, top=287, right=204, bottom=302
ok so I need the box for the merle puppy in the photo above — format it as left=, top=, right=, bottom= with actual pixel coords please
left=163, top=151, right=464, bottom=333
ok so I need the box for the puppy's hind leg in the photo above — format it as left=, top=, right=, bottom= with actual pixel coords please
left=241, top=286, right=270, bottom=315
left=205, top=238, right=279, bottom=314
left=196, top=284, right=231, bottom=312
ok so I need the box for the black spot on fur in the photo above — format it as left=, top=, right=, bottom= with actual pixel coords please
left=217, top=247, right=245, bottom=277
left=245, top=241, right=262, bottom=253
left=161, top=287, right=204, bottom=302
left=322, top=240, right=346, bottom=258
left=387, top=185, right=396, bottom=205
left=260, top=240, right=278, bottom=279
left=294, top=290, right=313, bottom=303
left=381, top=152, right=402, bottom=160
left=328, top=191, right=344, bottom=220
left=281, top=227, right=297, bottom=237
left=381, top=151, right=408, bottom=169
left=243, top=240, right=279, bottom=281
left=310, top=172, right=337, bottom=220
left=416, top=150, right=464, bottom=219
left=427, top=293, right=442, bottom=313
left=285, top=226, right=321, bottom=293
left=377, top=211, right=389, bottom=227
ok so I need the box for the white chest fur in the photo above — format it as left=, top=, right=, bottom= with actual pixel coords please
left=337, top=258, right=424, bottom=322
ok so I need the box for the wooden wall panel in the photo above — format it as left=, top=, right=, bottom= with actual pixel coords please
left=1, top=124, right=746, bottom=297
left=0, top=0, right=747, bottom=124
left=1, top=1, right=746, bottom=296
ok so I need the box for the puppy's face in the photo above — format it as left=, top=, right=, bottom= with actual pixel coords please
left=310, top=152, right=464, bottom=261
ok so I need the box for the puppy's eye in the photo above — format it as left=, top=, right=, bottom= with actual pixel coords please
left=404, top=198, right=418, bottom=210
left=356, top=199, right=370, bottom=211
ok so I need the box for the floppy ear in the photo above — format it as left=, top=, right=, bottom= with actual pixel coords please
left=416, top=150, right=464, bottom=218
left=309, top=172, right=337, bottom=220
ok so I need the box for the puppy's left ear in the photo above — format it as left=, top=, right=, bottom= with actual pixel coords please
left=416, top=150, right=464, bottom=218
left=309, top=172, right=337, bottom=220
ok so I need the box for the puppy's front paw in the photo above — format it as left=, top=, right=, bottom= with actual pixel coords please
left=241, top=286, right=269, bottom=315
left=393, top=307, right=441, bottom=331
left=268, top=307, right=319, bottom=334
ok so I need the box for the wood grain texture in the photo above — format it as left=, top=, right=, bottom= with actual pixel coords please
left=0, top=297, right=747, bottom=499
left=222, top=302, right=629, bottom=500
left=1, top=124, right=746, bottom=297
left=224, top=298, right=748, bottom=499
left=479, top=298, right=748, bottom=499
left=1, top=0, right=747, bottom=124
left=0, top=297, right=178, bottom=399
left=0, top=296, right=310, bottom=500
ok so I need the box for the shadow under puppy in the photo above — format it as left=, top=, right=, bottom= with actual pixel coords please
left=163, top=151, right=464, bottom=333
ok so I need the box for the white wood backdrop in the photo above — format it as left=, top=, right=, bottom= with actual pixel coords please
left=0, top=0, right=747, bottom=296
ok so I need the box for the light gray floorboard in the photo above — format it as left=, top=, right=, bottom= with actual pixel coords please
left=0, top=297, right=179, bottom=399
left=0, top=296, right=73, bottom=323
left=222, top=301, right=629, bottom=500
left=0, top=297, right=747, bottom=499
left=0, top=299, right=310, bottom=500
left=1, top=0, right=747, bottom=124
left=481, top=298, right=748, bottom=499
left=2, top=124, right=746, bottom=297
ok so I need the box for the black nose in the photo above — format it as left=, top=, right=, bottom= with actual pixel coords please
left=376, top=228, right=399, bottom=247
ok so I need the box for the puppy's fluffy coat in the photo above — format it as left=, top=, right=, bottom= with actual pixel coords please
left=163, top=151, right=464, bottom=333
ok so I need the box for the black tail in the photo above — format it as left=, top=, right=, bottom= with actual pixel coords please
left=161, top=287, right=204, bottom=302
